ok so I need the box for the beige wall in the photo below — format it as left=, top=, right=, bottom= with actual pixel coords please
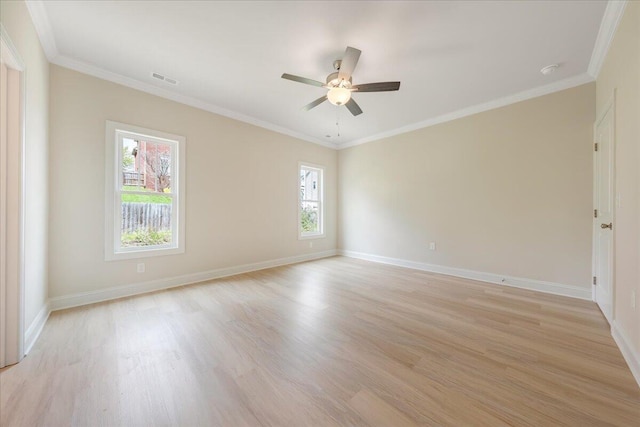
left=1, top=1, right=50, bottom=330
left=339, top=83, right=595, bottom=289
left=48, top=65, right=337, bottom=299
left=596, top=2, right=640, bottom=357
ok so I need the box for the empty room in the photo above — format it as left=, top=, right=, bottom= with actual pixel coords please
left=1, top=0, right=639, bottom=425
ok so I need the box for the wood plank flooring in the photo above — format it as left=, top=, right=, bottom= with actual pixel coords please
left=1, top=256, right=639, bottom=426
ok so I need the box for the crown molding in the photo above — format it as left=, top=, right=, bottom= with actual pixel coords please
left=49, top=54, right=598, bottom=152
left=24, top=0, right=58, bottom=61
left=52, top=55, right=335, bottom=149
left=338, top=72, right=594, bottom=149
left=25, top=1, right=333, bottom=149
left=1, top=24, right=26, bottom=70
left=587, top=0, right=628, bottom=79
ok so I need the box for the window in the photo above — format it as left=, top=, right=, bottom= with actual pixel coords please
left=105, top=121, right=185, bottom=260
left=299, top=163, right=324, bottom=238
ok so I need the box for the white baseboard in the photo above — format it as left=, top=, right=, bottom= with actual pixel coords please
left=49, top=250, right=337, bottom=311
left=339, top=250, right=592, bottom=300
left=24, top=301, right=51, bottom=355
left=341, top=250, right=638, bottom=388
left=23, top=249, right=640, bottom=391
left=611, top=321, right=640, bottom=389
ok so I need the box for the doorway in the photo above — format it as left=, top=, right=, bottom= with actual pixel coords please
left=0, top=27, right=25, bottom=368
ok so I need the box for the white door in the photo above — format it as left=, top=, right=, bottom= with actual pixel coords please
left=593, top=100, right=615, bottom=324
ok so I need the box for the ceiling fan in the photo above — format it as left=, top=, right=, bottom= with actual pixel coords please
left=281, top=46, right=400, bottom=116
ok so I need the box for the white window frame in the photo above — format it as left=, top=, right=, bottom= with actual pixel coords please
left=298, top=162, right=324, bottom=239
left=105, top=121, right=185, bottom=261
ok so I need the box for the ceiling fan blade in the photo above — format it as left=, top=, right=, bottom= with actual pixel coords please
left=281, top=73, right=325, bottom=87
left=302, top=95, right=328, bottom=111
left=352, top=82, right=401, bottom=92
left=338, top=46, right=361, bottom=81
left=345, top=98, right=363, bottom=116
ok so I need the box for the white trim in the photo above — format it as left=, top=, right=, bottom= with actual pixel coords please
left=587, top=1, right=628, bottom=79
left=24, top=302, right=50, bottom=355
left=52, top=55, right=335, bottom=149
left=50, top=250, right=337, bottom=311
left=18, top=37, right=27, bottom=366
left=611, top=321, right=640, bottom=389
left=298, top=234, right=326, bottom=240
left=339, top=250, right=592, bottom=300
left=24, top=0, right=58, bottom=61
left=338, top=73, right=594, bottom=149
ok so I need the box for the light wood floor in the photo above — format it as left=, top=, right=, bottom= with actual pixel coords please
left=1, top=257, right=639, bottom=426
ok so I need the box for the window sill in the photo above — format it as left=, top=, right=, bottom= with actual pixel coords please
left=105, top=246, right=184, bottom=261
left=298, top=233, right=325, bottom=240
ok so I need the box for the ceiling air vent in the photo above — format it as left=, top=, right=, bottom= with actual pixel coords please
left=151, top=72, right=178, bottom=85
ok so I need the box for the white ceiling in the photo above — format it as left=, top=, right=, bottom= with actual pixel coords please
left=31, top=1, right=609, bottom=147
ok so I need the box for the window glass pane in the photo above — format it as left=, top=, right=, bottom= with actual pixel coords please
left=122, top=138, right=145, bottom=190
left=121, top=139, right=172, bottom=194
left=120, top=195, right=172, bottom=247
left=300, top=168, right=319, bottom=201
left=301, top=201, right=319, bottom=234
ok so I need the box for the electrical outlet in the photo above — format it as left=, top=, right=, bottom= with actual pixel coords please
left=429, top=242, right=436, bottom=251
left=309, top=241, right=313, bottom=248
left=137, top=263, right=145, bottom=273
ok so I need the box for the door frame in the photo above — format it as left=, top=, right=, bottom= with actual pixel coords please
left=592, top=90, right=616, bottom=321
left=0, top=24, right=26, bottom=367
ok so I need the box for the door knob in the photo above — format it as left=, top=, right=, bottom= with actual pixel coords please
left=601, top=223, right=613, bottom=229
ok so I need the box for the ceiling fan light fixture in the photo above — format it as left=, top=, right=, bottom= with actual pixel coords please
left=327, top=87, right=351, bottom=106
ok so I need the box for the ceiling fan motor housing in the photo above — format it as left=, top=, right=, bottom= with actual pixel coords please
left=326, top=72, right=352, bottom=88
